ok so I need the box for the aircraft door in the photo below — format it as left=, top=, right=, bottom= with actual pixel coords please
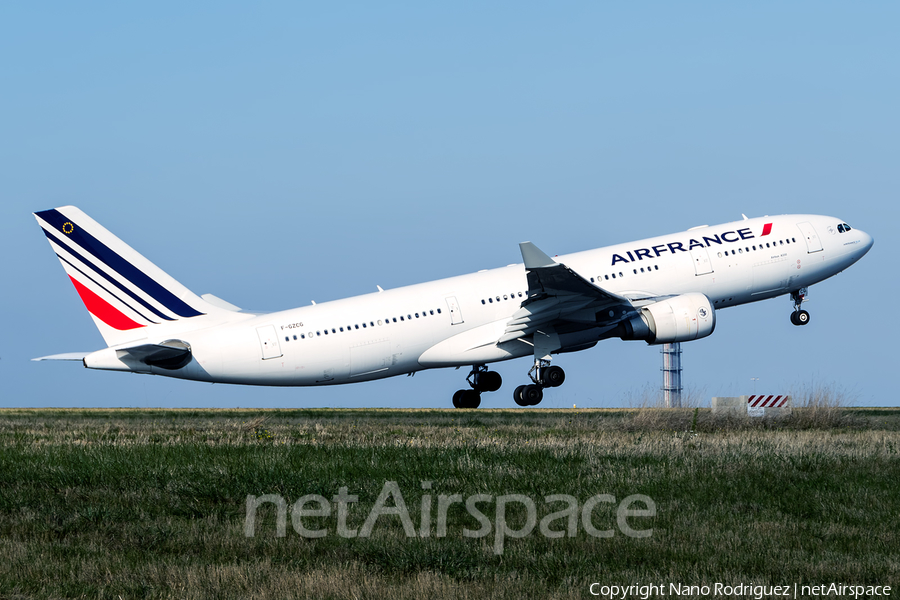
left=256, top=325, right=283, bottom=360
left=445, top=296, right=464, bottom=325
left=797, top=222, right=823, bottom=253
left=690, top=247, right=714, bottom=275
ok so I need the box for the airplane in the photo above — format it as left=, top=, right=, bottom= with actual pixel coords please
left=33, top=207, right=873, bottom=408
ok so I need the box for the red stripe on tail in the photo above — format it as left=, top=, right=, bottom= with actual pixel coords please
left=69, top=276, right=145, bottom=331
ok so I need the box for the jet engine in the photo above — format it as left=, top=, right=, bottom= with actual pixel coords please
left=618, top=293, right=716, bottom=345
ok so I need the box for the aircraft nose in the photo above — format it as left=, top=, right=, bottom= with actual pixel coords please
left=859, top=230, right=874, bottom=255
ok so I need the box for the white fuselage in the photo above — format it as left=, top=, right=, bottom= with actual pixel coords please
left=94, top=214, right=872, bottom=386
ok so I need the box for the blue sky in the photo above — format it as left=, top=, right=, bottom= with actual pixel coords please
left=2, top=3, right=896, bottom=408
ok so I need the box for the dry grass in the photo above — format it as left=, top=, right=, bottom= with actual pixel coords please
left=0, top=405, right=897, bottom=599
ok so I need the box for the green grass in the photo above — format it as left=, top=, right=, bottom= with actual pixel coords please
left=0, top=408, right=898, bottom=599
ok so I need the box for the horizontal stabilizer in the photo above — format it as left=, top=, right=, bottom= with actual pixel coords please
left=120, top=340, right=192, bottom=370
left=32, top=352, right=91, bottom=362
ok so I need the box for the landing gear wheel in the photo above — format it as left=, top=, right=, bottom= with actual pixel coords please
left=453, top=389, right=481, bottom=409
left=791, top=310, right=810, bottom=326
left=522, top=384, right=543, bottom=406
left=474, top=370, right=502, bottom=393
left=513, top=385, right=529, bottom=407
left=542, top=365, right=566, bottom=388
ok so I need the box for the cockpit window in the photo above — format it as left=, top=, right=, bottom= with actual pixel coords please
left=837, top=223, right=852, bottom=233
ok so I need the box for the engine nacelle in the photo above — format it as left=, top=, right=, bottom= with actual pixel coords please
left=619, top=293, right=716, bottom=345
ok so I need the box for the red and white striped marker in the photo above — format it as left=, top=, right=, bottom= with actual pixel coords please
left=747, top=395, right=790, bottom=408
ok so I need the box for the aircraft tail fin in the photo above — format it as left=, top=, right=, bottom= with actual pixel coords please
left=34, top=206, right=224, bottom=347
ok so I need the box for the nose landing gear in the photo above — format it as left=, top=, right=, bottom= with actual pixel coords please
left=790, top=288, right=810, bottom=326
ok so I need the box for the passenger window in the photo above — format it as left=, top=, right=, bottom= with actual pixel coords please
left=619, top=272, right=623, bottom=278
left=293, top=335, right=297, bottom=340
left=611, top=274, right=616, bottom=279
left=489, top=298, right=493, bottom=303
left=430, top=310, right=434, bottom=315
left=400, top=316, right=404, bottom=321
left=655, top=266, right=658, bottom=270
left=415, top=313, right=419, bottom=318
left=284, top=336, right=289, bottom=342
left=604, top=275, right=609, bottom=281
left=503, top=295, right=508, bottom=300
left=393, top=317, right=398, bottom=322
left=437, top=309, right=442, bottom=314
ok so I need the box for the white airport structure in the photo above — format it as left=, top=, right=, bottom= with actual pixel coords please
left=712, top=395, right=793, bottom=418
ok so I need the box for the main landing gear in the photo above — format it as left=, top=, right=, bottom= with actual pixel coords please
left=513, top=359, right=566, bottom=407
left=452, top=366, right=502, bottom=409
left=790, top=288, right=810, bottom=326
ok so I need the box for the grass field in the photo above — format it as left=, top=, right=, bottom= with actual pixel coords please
left=0, top=406, right=898, bottom=599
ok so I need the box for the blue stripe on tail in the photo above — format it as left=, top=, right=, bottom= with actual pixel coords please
left=36, top=209, right=204, bottom=319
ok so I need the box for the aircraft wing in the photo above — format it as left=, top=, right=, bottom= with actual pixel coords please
left=497, top=242, right=637, bottom=344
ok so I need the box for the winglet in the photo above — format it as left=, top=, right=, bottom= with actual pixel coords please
left=519, top=242, right=556, bottom=269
